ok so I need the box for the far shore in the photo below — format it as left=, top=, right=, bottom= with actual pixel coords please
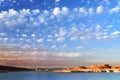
left=1, top=64, right=120, bottom=73
left=34, top=64, right=120, bottom=73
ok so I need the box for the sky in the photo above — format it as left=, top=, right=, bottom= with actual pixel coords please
left=0, top=0, right=120, bottom=68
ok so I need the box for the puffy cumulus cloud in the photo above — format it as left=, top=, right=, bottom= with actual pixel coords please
left=79, top=7, right=87, bottom=14
left=96, top=5, right=103, bottom=14
left=32, top=9, right=40, bottom=15
left=52, top=7, right=69, bottom=16
left=59, top=28, right=67, bottom=37
left=0, top=6, right=119, bottom=47
left=31, top=34, right=36, bottom=37
left=0, top=9, right=47, bottom=27
left=55, top=28, right=67, bottom=42
left=70, top=27, right=78, bottom=34
left=88, top=7, right=94, bottom=15
left=21, top=34, right=27, bottom=37
left=61, top=7, right=69, bottom=15
left=53, top=7, right=60, bottom=16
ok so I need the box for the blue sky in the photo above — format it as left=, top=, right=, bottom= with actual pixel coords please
left=0, top=0, right=120, bottom=67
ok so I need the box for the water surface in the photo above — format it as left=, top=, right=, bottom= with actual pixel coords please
left=0, top=72, right=120, bottom=80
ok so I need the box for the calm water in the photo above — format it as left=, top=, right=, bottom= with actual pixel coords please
left=0, top=72, right=120, bottom=80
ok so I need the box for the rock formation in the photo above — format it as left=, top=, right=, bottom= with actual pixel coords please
left=52, top=64, right=120, bottom=73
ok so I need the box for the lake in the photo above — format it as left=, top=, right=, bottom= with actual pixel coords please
left=0, top=72, right=120, bottom=80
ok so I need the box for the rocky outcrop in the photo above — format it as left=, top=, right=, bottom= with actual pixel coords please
left=112, top=65, right=120, bottom=69
left=87, top=64, right=111, bottom=69
left=69, top=66, right=86, bottom=71
left=52, top=64, right=120, bottom=73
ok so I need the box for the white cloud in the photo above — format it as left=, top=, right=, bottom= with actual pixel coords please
left=55, top=0, right=60, bottom=2
left=88, top=8, right=94, bottom=15
left=20, top=9, right=30, bottom=16
left=52, top=7, right=69, bottom=16
left=73, top=8, right=78, bottom=12
left=47, top=35, right=53, bottom=38
left=110, top=6, right=120, bottom=13
left=54, top=33, right=59, bottom=37
left=46, top=39, right=53, bottom=42
left=106, top=25, right=113, bottom=28
left=109, top=1, right=120, bottom=13
left=38, top=17, right=45, bottom=23
left=21, top=34, right=27, bottom=37
left=4, top=38, right=8, bottom=41
left=70, top=27, right=78, bottom=34
left=31, top=34, right=36, bottom=37
left=96, top=5, right=103, bottom=14
left=61, top=7, right=69, bottom=15
left=112, top=31, right=120, bottom=35
left=70, top=36, right=78, bottom=41
left=0, top=33, right=6, bottom=36
left=80, top=36, right=91, bottom=41
left=51, top=45, right=56, bottom=49
left=57, top=37, right=65, bottom=42
left=0, top=8, right=44, bottom=28
left=79, top=7, right=87, bottom=15
left=77, top=46, right=83, bottom=49
left=104, top=0, right=110, bottom=5
left=58, top=53, right=81, bottom=58
left=36, top=38, right=44, bottom=43
left=59, top=28, right=67, bottom=36
left=32, top=9, right=40, bottom=15
left=94, top=32, right=103, bottom=40
left=103, top=35, right=108, bottom=39
left=53, top=7, right=60, bottom=16
left=96, top=25, right=101, bottom=31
